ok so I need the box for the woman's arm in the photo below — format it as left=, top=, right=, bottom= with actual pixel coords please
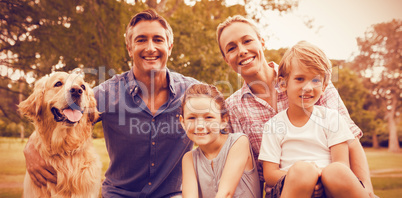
left=321, top=84, right=374, bottom=195
left=182, top=151, right=199, bottom=198
left=349, top=138, right=375, bottom=197
left=215, top=136, right=250, bottom=198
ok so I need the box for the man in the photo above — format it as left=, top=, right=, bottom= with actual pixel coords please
left=23, top=9, right=198, bottom=197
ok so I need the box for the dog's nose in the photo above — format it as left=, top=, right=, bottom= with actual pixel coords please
left=70, top=85, right=83, bottom=97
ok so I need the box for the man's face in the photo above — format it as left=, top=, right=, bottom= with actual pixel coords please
left=127, top=20, right=173, bottom=75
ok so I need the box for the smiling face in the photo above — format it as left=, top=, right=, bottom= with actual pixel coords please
left=180, top=96, right=227, bottom=147
left=127, top=20, right=173, bottom=76
left=19, top=71, right=99, bottom=130
left=280, top=59, right=327, bottom=113
left=219, top=22, right=265, bottom=78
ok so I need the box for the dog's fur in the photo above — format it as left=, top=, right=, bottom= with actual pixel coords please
left=19, top=72, right=101, bottom=198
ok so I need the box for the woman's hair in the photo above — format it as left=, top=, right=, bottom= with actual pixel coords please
left=216, top=15, right=261, bottom=57
left=125, top=9, right=174, bottom=48
left=278, top=41, right=332, bottom=85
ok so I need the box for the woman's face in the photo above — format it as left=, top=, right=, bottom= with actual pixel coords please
left=219, top=22, right=265, bottom=78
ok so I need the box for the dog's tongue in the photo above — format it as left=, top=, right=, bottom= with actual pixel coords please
left=63, top=109, right=83, bottom=122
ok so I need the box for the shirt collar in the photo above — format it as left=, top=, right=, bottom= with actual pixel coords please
left=240, top=61, right=283, bottom=97
left=127, top=69, right=176, bottom=96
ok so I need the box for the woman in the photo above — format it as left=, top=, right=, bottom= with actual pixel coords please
left=216, top=15, right=374, bottom=198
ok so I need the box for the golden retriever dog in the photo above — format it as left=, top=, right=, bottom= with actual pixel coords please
left=19, top=71, right=101, bottom=198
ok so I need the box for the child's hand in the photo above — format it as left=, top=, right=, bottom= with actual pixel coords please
left=312, top=178, right=324, bottom=197
left=308, top=162, right=324, bottom=197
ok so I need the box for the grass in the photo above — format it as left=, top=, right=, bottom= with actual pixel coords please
left=0, top=137, right=401, bottom=197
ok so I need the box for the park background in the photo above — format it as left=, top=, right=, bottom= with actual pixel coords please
left=0, top=0, right=401, bottom=197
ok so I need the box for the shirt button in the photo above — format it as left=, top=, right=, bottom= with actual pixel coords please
left=148, top=182, right=152, bottom=185
left=152, top=119, right=155, bottom=122
left=152, top=142, right=155, bottom=145
left=151, top=163, right=155, bottom=166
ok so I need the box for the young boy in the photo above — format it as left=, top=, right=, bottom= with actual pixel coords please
left=258, top=41, right=370, bottom=198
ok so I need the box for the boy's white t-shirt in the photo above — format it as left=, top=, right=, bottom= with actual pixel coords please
left=258, top=106, right=355, bottom=171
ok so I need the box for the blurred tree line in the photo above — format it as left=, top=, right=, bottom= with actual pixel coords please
left=0, top=0, right=400, bottom=150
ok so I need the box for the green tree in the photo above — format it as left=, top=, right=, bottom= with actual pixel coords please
left=1, top=0, right=300, bottom=135
left=168, top=0, right=246, bottom=96
left=332, top=66, right=385, bottom=148
left=1, top=0, right=141, bottom=135
left=353, top=19, right=401, bottom=152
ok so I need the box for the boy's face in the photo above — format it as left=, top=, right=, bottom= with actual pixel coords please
left=280, top=59, right=327, bottom=112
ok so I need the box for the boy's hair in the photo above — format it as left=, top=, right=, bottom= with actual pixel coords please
left=216, top=15, right=261, bottom=57
left=278, top=41, right=332, bottom=85
left=181, top=84, right=228, bottom=119
left=125, top=9, right=174, bottom=48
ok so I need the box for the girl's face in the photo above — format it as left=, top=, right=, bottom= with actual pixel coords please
left=219, top=22, right=265, bottom=78
left=180, top=96, right=227, bottom=147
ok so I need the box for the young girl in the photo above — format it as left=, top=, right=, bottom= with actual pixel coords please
left=180, top=84, right=261, bottom=198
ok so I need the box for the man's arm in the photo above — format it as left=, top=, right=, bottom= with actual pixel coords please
left=24, top=135, right=57, bottom=186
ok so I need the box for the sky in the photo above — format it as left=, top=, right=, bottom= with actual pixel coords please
left=260, top=0, right=402, bottom=60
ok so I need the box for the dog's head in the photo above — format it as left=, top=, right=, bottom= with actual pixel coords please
left=19, top=72, right=99, bottom=128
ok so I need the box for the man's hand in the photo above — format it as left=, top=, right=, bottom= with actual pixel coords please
left=24, top=139, right=57, bottom=186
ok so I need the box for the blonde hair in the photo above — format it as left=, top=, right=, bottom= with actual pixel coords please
left=125, top=9, right=174, bottom=48
left=278, top=41, right=332, bottom=85
left=216, top=15, right=261, bottom=57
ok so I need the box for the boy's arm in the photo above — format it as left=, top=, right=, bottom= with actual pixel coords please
left=215, top=136, right=250, bottom=198
left=262, top=161, right=286, bottom=187
left=182, top=152, right=199, bottom=198
left=330, top=142, right=349, bottom=166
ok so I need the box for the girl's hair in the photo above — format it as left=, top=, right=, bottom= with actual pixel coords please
left=181, top=84, right=230, bottom=133
left=278, top=41, right=332, bottom=85
left=216, top=15, right=261, bottom=57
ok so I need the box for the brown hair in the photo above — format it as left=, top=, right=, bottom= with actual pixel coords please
left=278, top=41, right=332, bottom=85
left=216, top=15, right=261, bottom=57
left=125, top=9, right=174, bottom=48
left=181, top=84, right=228, bottom=118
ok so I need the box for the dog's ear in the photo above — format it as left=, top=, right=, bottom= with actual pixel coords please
left=86, top=84, right=100, bottom=124
left=18, top=76, right=48, bottom=120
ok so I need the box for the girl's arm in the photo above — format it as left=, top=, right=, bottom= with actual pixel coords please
left=262, top=161, right=286, bottom=187
left=215, top=136, right=251, bottom=198
left=182, top=151, right=199, bottom=198
left=330, top=142, right=350, bottom=167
